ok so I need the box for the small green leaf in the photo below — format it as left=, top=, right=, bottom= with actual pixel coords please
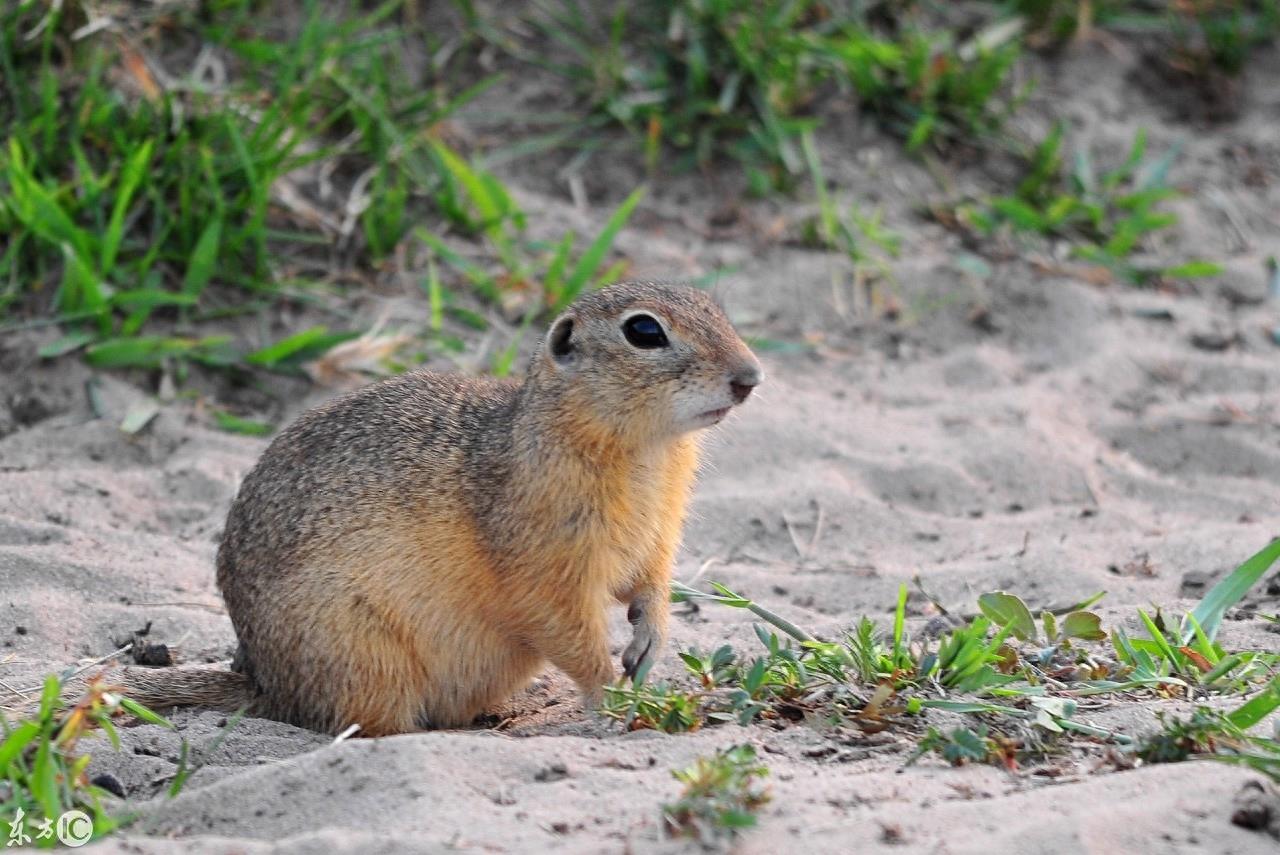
left=1138, top=609, right=1181, bottom=664
left=906, top=113, right=936, bottom=152
left=110, top=289, right=199, bottom=311
left=38, top=674, right=59, bottom=719
left=977, top=591, right=1037, bottom=642
left=32, top=736, right=61, bottom=818
left=213, top=410, right=274, bottom=437
left=118, top=696, right=175, bottom=729
left=120, top=401, right=160, bottom=435
left=918, top=699, right=1016, bottom=715
left=99, top=715, right=121, bottom=750
left=182, top=218, right=223, bottom=296
left=429, top=140, right=505, bottom=232
left=59, top=242, right=108, bottom=317
left=0, top=721, right=40, bottom=769
left=1225, top=678, right=1280, bottom=730
left=1161, top=261, right=1223, bottom=279
left=39, top=330, right=96, bottom=358
left=86, top=336, right=197, bottom=368
left=718, top=810, right=758, bottom=829
left=990, top=197, right=1047, bottom=232
left=1041, top=610, right=1058, bottom=642
left=245, top=326, right=332, bottom=367
left=102, top=138, right=155, bottom=275
left=423, top=258, right=444, bottom=332
left=1061, top=611, right=1106, bottom=641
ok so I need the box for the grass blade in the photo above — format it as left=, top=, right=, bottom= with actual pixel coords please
left=558, top=185, right=645, bottom=308
left=182, top=218, right=223, bottom=296
left=245, top=326, right=335, bottom=367
left=0, top=721, right=40, bottom=769
left=1226, top=679, right=1280, bottom=730
left=1183, top=539, right=1280, bottom=644
left=213, top=410, right=274, bottom=436
left=102, top=139, right=154, bottom=275
left=38, top=330, right=96, bottom=358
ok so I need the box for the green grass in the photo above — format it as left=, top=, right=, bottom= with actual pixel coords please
left=992, top=1, right=1280, bottom=80
left=0, top=673, right=181, bottom=847
left=1139, top=681, right=1280, bottom=780
left=1167, top=1, right=1280, bottom=79
left=949, top=125, right=1222, bottom=285
left=991, top=0, right=1136, bottom=45
left=798, top=128, right=902, bottom=306
left=0, top=0, right=643, bottom=392
left=818, top=15, right=1029, bottom=154
left=662, top=744, right=770, bottom=844
left=512, top=0, right=830, bottom=190
left=415, top=149, right=645, bottom=316
left=505, top=1, right=1028, bottom=190
left=5, top=0, right=1241, bottom=393
left=617, top=540, right=1280, bottom=777
left=1, top=0, right=460, bottom=363
left=601, top=678, right=704, bottom=732
left=909, top=724, right=1005, bottom=767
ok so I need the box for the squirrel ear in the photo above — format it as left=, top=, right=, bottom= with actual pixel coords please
left=547, top=315, right=576, bottom=367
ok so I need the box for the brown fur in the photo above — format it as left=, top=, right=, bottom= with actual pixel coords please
left=117, top=282, right=761, bottom=735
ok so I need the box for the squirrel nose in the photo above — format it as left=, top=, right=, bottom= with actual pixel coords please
left=729, top=364, right=763, bottom=405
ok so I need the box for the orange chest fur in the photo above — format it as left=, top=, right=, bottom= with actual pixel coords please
left=537, top=439, right=698, bottom=595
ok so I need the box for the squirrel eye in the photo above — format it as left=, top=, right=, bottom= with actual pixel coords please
left=622, top=314, right=669, bottom=349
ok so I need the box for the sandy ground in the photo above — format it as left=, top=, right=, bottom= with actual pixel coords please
left=3, top=24, right=1280, bottom=855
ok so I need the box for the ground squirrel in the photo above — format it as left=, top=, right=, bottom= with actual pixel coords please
left=119, top=282, right=762, bottom=736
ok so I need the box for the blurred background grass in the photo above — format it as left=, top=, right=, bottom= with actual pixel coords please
left=1, top=0, right=1274, bottom=406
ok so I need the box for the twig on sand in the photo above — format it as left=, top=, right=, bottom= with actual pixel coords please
left=807, top=501, right=826, bottom=559
left=1014, top=530, right=1030, bottom=558
left=913, top=574, right=953, bottom=618
left=686, top=557, right=721, bottom=588
left=781, top=512, right=806, bottom=560
left=0, top=643, right=135, bottom=710
left=782, top=500, right=825, bottom=562
left=0, top=676, right=31, bottom=700
left=60, top=642, right=135, bottom=684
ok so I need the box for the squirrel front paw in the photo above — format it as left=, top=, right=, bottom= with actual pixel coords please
left=622, top=601, right=662, bottom=680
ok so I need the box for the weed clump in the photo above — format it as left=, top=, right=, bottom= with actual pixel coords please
left=947, top=125, right=1222, bottom=285
left=662, top=744, right=770, bottom=844
left=609, top=540, right=1280, bottom=786
left=0, top=673, right=172, bottom=846
left=514, top=1, right=1028, bottom=189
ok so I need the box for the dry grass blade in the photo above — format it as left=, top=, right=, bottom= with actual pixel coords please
left=303, top=330, right=414, bottom=387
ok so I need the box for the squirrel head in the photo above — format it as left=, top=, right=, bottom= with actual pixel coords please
left=527, top=281, right=763, bottom=447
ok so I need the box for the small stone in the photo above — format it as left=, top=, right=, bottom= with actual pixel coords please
left=1189, top=331, right=1235, bottom=352
left=90, top=773, right=126, bottom=800
left=1180, top=570, right=1212, bottom=594
left=1231, top=780, right=1279, bottom=839
left=534, top=762, right=569, bottom=783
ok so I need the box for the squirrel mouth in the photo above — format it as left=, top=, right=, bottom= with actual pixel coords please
left=699, top=407, right=732, bottom=424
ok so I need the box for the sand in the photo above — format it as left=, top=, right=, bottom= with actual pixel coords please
left=2, top=25, right=1280, bottom=855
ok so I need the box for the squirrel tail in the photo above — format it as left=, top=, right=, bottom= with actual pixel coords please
left=111, top=666, right=257, bottom=713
